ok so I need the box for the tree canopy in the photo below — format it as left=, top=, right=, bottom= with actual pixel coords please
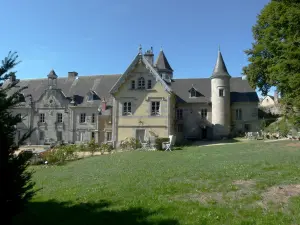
left=0, top=52, right=35, bottom=225
left=243, top=0, right=300, bottom=124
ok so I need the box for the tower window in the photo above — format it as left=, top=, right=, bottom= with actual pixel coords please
left=219, top=89, right=224, bottom=97
left=138, top=77, right=145, bottom=89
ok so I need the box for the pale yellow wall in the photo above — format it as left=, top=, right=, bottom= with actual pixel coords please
left=113, top=63, right=172, bottom=145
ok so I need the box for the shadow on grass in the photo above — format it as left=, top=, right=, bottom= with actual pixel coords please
left=13, top=200, right=179, bottom=225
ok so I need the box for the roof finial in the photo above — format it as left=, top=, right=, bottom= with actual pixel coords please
left=138, top=44, right=142, bottom=54
left=160, top=46, right=163, bottom=51
left=218, top=45, right=221, bottom=52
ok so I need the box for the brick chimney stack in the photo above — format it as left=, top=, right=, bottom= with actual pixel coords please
left=101, top=98, right=107, bottom=112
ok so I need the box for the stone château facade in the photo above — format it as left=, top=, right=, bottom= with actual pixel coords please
left=4, top=47, right=259, bottom=146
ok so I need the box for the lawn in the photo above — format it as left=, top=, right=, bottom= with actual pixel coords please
left=13, top=140, right=300, bottom=225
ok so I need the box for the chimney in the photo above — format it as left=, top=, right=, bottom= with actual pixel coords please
left=274, top=90, right=279, bottom=104
left=144, top=47, right=154, bottom=65
left=101, top=98, right=107, bottom=112
left=10, top=74, right=16, bottom=82
left=68, top=71, right=78, bottom=79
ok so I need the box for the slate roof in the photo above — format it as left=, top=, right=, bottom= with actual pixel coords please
left=154, top=50, right=173, bottom=72
left=3, top=74, right=121, bottom=107
left=171, top=77, right=259, bottom=103
left=3, top=74, right=258, bottom=107
left=211, top=50, right=231, bottom=78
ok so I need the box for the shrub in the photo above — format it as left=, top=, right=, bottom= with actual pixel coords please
left=42, top=145, right=78, bottom=165
left=87, top=139, right=99, bottom=156
left=155, top=137, right=169, bottom=151
left=100, top=142, right=113, bottom=153
left=120, top=137, right=141, bottom=150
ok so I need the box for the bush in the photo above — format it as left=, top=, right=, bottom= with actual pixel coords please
left=100, top=142, right=113, bottom=153
left=120, top=137, right=141, bottom=150
left=155, top=138, right=169, bottom=151
left=87, top=139, right=99, bottom=156
left=42, top=145, right=78, bottom=165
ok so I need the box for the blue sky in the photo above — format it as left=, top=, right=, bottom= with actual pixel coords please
left=1, top=0, right=269, bottom=81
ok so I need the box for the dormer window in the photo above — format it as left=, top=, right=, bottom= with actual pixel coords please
left=138, top=77, right=145, bottom=89
left=189, top=87, right=202, bottom=98
left=191, top=89, right=197, bottom=97
left=87, top=91, right=100, bottom=101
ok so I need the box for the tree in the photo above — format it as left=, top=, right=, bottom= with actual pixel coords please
left=243, top=0, right=300, bottom=126
left=0, top=52, right=35, bottom=225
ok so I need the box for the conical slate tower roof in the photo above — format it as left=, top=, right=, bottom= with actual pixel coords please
left=155, top=50, right=173, bottom=72
left=47, top=69, right=58, bottom=79
left=211, top=50, right=231, bottom=78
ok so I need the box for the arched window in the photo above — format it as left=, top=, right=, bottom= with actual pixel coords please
left=138, top=77, right=145, bottom=89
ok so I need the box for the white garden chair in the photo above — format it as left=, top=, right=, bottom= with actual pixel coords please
left=163, top=135, right=176, bottom=151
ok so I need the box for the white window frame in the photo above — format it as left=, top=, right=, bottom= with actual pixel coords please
left=151, top=101, right=160, bottom=116
left=138, top=77, right=145, bottom=89
left=39, top=113, right=45, bottom=123
left=123, top=102, right=132, bottom=115
left=106, top=132, right=112, bottom=142
left=80, top=113, right=86, bottom=123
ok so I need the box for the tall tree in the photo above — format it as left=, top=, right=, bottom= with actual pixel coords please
left=0, top=52, right=35, bottom=225
left=243, top=0, right=300, bottom=125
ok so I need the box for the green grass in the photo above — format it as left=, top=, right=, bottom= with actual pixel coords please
left=13, top=140, right=300, bottom=225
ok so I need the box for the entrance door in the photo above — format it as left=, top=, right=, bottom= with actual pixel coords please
left=201, top=128, right=207, bottom=139
left=136, top=129, right=146, bottom=142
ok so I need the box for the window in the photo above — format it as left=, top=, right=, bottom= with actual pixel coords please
left=106, top=132, right=112, bottom=141
left=244, top=124, right=251, bottom=132
left=91, top=113, right=95, bottom=123
left=80, top=113, right=86, bottom=123
left=191, top=89, right=197, bottom=97
left=201, top=109, right=207, bottom=119
left=138, top=77, right=145, bottom=89
left=147, top=80, right=152, bottom=89
left=177, top=124, right=184, bottom=132
left=78, top=131, right=84, bottom=141
left=39, top=113, right=45, bottom=123
left=39, top=131, right=44, bottom=140
left=176, top=109, right=183, bottom=120
left=219, top=89, right=224, bottom=97
left=235, top=109, right=242, bottom=120
left=123, top=102, right=132, bottom=115
left=131, top=80, right=135, bottom=89
left=57, top=113, right=62, bottom=123
left=151, top=101, right=160, bottom=116
left=91, top=132, right=95, bottom=140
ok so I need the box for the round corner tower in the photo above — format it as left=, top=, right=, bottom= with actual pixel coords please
left=211, top=50, right=231, bottom=139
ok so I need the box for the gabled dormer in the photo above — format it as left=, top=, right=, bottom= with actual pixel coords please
left=87, top=90, right=100, bottom=102
left=188, top=86, right=203, bottom=98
